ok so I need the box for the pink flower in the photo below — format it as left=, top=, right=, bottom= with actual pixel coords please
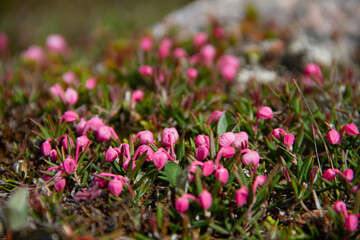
left=196, top=146, right=209, bottom=161
left=213, top=27, right=224, bottom=39
left=54, top=178, right=66, bottom=192
left=63, top=155, right=76, bottom=174
left=257, top=106, right=273, bottom=120
left=153, top=151, right=168, bottom=170
left=85, top=77, right=96, bottom=90
left=217, top=55, right=240, bottom=82
left=219, top=132, right=235, bottom=147
left=186, top=68, right=198, bottom=85
left=327, top=129, right=340, bottom=145
left=241, top=150, right=260, bottom=167
left=131, top=90, right=144, bottom=103
left=60, top=110, right=79, bottom=123
left=342, top=123, right=359, bottom=136
left=322, top=169, right=337, bottom=181
left=140, top=36, right=153, bottom=52
left=345, top=214, right=358, bottom=232
left=139, top=65, right=153, bottom=77
left=235, top=186, right=249, bottom=207
left=46, top=34, right=67, bottom=54
left=83, top=116, right=104, bottom=133
left=162, top=128, right=179, bottom=147
left=158, top=38, right=172, bottom=59
left=64, top=88, right=79, bottom=105
left=175, top=196, right=190, bottom=213
left=97, top=125, right=112, bottom=142
left=202, top=160, right=214, bottom=176
left=195, top=135, right=209, bottom=148
left=272, top=128, right=287, bottom=140
left=49, top=149, right=58, bottom=161
left=215, top=146, right=236, bottom=168
left=193, top=32, right=208, bottom=48
left=304, top=63, right=323, bottom=85
left=108, top=179, right=123, bottom=197
left=220, top=65, right=237, bottom=82
left=76, top=118, right=87, bottom=135
left=133, top=145, right=154, bottom=162
left=134, top=130, right=155, bottom=145
left=0, top=32, right=8, bottom=54
left=173, top=47, right=188, bottom=59
left=252, top=175, right=267, bottom=194
left=22, top=45, right=45, bottom=63
left=284, top=133, right=295, bottom=147
left=41, top=139, right=52, bottom=156
left=200, top=44, right=216, bottom=67
left=344, top=169, right=354, bottom=181
left=49, top=83, right=64, bottom=99
left=234, top=132, right=249, bottom=149
left=208, top=110, right=224, bottom=125
left=105, top=147, right=119, bottom=162
left=62, top=71, right=79, bottom=86
left=215, top=167, right=229, bottom=185
left=198, top=189, right=212, bottom=210
left=334, top=201, right=348, bottom=216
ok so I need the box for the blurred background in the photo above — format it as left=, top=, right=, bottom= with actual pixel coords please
left=0, top=0, right=193, bottom=52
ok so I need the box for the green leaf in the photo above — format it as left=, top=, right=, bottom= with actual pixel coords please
left=177, top=130, right=186, bottom=164
left=217, top=112, right=236, bottom=136
left=164, top=161, right=182, bottom=187
left=5, top=188, right=28, bottom=231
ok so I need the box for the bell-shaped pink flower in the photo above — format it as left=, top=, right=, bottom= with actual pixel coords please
left=139, top=65, right=153, bottom=77
left=241, top=150, right=260, bottom=167
left=60, top=110, right=79, bottom=123
left=219, top=132, right=235, bottom=147
left=198, top=189, right=212, bottom=210
left=76, top=118, right=87, bottom=135
left=162, top=127, right=179, bottom=147
left=235, top=186, right=249, bottom=207
left=131, top=90, right=144, bottom=103
left=253, top=175, right=267, bottom=194
left=158, top=38, right=172, bottom=59
left=134, top=130, right=154, bottom=145
left=215, top=146, right=236, bottom=168
left=153, top=151, right=168, bottom=170
left=54, top=177, right=66, bottom=192
left=257, top=106, right=273, bottom=120
left=173, top=48, right=188, bottom=59
left=41, top=139, right=52, bottom=156
left=22, top=45, right=45, bottom=63
left=345, top=214, right=358, bottom=232
left=64, top=87, right=79, bottom=105
left=217, top=55, right=240, bottom=72
left=215, top=167, right=229, bottom=185
left=195, top=135, right=209, bottom=148
left=193, top=32, right=208, bottom=48
left=140, top=36, right=153, bottom=52
left=304, top=63, right=323, bottom=85
left=46, top=34, right=67, bottom=54
left=272, top=128, right=287, bottom=140
left=97, top=125, right=112, bottom=142
left=284, top=133, right=295, bottom=147
left=175, top=196, right=190, bottom=213
left=49, top=149, right=58, bottom=161
left=220, top=65, right=237, bottom=82
left=105, top=147, right=119, bottom=162
left=322, top=169, right=337, bottom=181
left=85, top=77, right=96, bottom=90
left=202, top=160, right=214, bottom=177
left=62, top=71, right=79, bottom=86
left=108, top=179, right=123, bottom=197
left=76, top=135, right=89, bottom=149
left=133, top=145, right=154, bottom=162
left=49, top=83, right=64, bottom=99
left=200, top=44, right=216, bottom=67
left=234, top=132, right=249, bottom=149
left=196, top=146, right=209, bottom=161
left=63, top=155, right=76, bottom=174
left=334, top=201, right=348, bottom=216
left=343, top=169, right=354, bottom=181
left=84, top=116, right=104, bottom=133
left=342, top=123, right=359, bottom=136
left=207, top=110, right=224, bottom=125
left=327, top=130, right=340, bottom=145
left=186, top=68, right=198, bottom=85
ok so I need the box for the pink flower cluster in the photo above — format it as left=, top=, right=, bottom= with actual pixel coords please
left=333, top=201, right=359, bottom=232
left=175, top=189, right=212, bottom=213
left=327, top=123, right=359, bottom=145
left=271, top=128, right=295, bottom=147
left=235, top=175, right=267, bottom=207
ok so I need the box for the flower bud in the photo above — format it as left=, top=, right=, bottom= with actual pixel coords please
left=253, top=175, right=267, bottom=193
left=284, top=133, right=295, bottom=147
left=62, top=71, right=79, bottom=86
left=46, top=34, right=67, bottom=54
left=221, top=146, right=236, bottom=158
left=200, top=44, right=216, bottom=67
left=217, top=55, right=239, bottom=71
left=195, top=135, right=209, bottom=148
left=208, top=110, right=224, bottom=125
left=220, top=65, right=237, bottom=82
left=105, top=147, right=119, bottom=162
left=175, top=196, right=189, bottom=213
left=134, top=145, right=154, bottom=162
left=22, top=45, right=45, bottom=63
left=134, top=130, right=154, bottom=145
left=322, top=169, right=336, bottom=181
left=186, top=68, right=198, bottom=84
left=304, top=63, right=323, bottom=84
left=196, top=146, right=209, bottom=161
left=97, top=125, right=111, bottom=142
left=202, top=160, right=214, bottom=177
left=235, top=186, right=249, bottom=207
left=344, top=169, right=354, bottom=181
left=76, top=118, right=87, bottom=135
left=85, top=77, right=96, bottom=90
left=272, top=128, right=287, bottom=140
left=327, top=129, right=340, bottom=145
left=193, top=32, right=208, bottom=48
left=41, top=139, right=52, bottom=156
left=54, top=178, right=66, bottom=192
left=219, top=132, right=235, bottom=148
left=49, top=83, right=64, bottom=99
left=162, top=127, right=179, bottom=147
left=334, top=201, right=348, bottom=216
left=153, top=151, right=168, bottom=170
left=242, top=150, right=260, bottom=166
left=345, top=214, right=358, bottom=232
left=63, top=155, right=76, bottom=174
left=257, top=106, right=273, bottom=120
left=49, top=149, right=58, bottom=161
left=108, top=179, right=123, bottom=197
left=131, top=90, right=144, bottom=103
left=215, top=167, right=229, bottom=185
left=343, top=123, right=359, bottom=136
left=198, top=189, right=212, bottom=210
left=173, top=48, right=188, bottom=59
left=60, top=110, right=79, bottom=123
left=139, top=65, right=153, bottom=77
left=158, top=38, right=172, bottom=59
left=64, top=87, right=79, bottom=105
left=213, top=27, right=224, bottom=39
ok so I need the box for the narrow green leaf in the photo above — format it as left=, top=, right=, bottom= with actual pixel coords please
left=177, top=130, right=186, bottom=164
